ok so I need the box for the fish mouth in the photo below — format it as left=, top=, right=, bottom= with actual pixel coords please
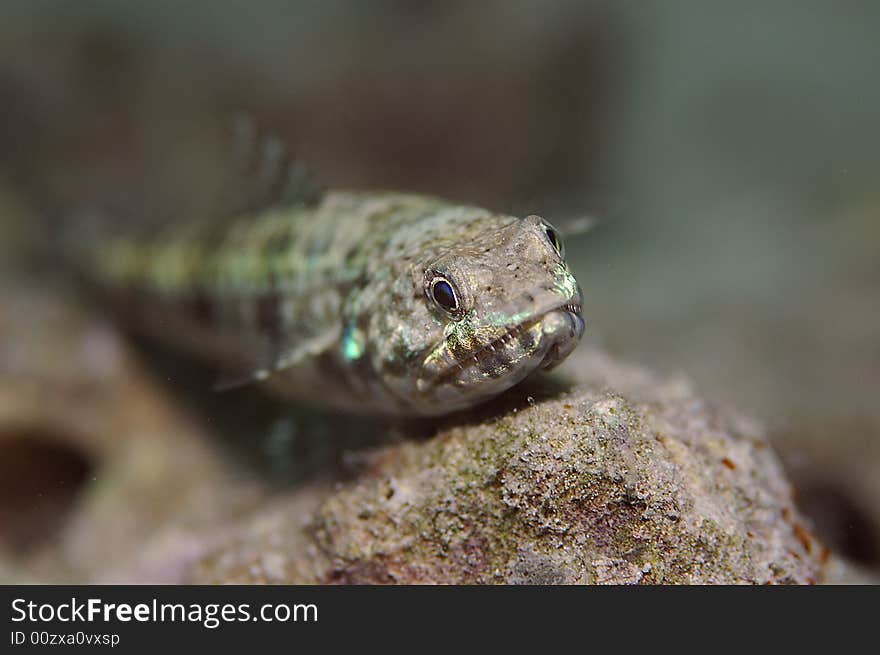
left=419, top=302, right=584, bottom=388
left=538, top=307, right=584, bottom=370
left=462, top=303, right=583, bottom=373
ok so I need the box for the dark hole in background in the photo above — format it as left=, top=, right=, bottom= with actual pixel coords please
left=0, top=430, right=94, bottom=553
left=794, top=479, right=880, bottom=568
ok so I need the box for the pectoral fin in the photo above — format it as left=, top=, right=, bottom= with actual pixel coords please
left=213, top=325, right=341, bottom=392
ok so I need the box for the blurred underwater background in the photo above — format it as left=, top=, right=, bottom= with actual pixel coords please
left=0, top=1, right=878, bottom=581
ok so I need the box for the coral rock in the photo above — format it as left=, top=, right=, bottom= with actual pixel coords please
left=194, top=350, right=825, bottom=584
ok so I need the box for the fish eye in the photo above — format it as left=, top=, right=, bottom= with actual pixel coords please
left=429, top=277, right=459, bottom=314
left=543, top=223, right=564, bottom=257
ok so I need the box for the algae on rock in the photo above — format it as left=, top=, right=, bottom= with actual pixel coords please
left=193, top=349, right=827, bottom=584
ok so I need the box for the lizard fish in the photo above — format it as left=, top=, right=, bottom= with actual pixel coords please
left=66, top=124, right=585, bottom=416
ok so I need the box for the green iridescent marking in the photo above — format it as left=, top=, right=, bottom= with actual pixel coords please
left=343, top=325, right=365, bottom=360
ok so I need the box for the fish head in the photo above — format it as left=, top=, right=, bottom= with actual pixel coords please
left=379, top=213, right=584, bottom=414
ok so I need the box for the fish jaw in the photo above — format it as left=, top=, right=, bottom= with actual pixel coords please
left=413, top=300, right=584, bottom=414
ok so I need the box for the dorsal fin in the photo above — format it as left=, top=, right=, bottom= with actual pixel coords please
left=222, top=113, right=323, bottom=217
left=552, top=213, right=601, bottom=237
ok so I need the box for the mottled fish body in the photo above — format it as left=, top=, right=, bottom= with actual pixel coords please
left=66, top=129, right=584, bottom=415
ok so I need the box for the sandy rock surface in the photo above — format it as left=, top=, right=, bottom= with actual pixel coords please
left=192, top=350, right=829, bottom=584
